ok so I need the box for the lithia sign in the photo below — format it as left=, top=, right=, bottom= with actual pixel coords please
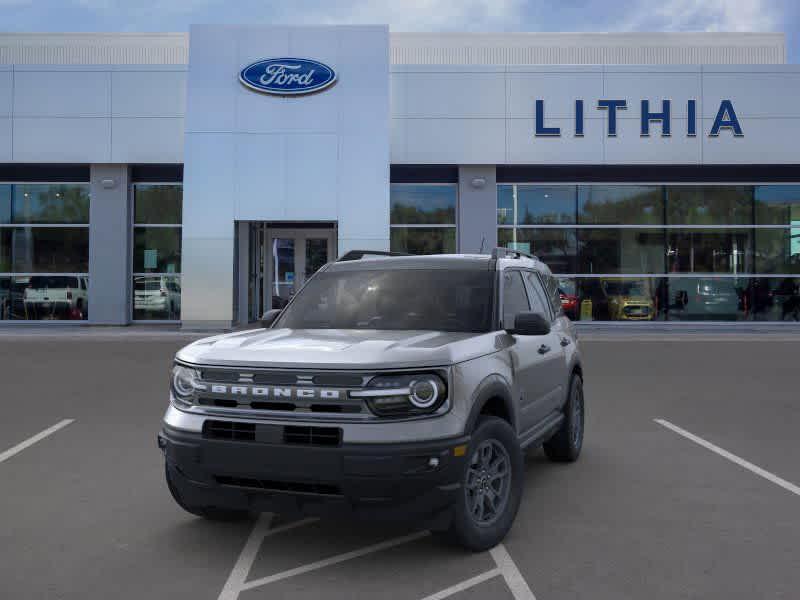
left=535, top=99, right=743, bottom=138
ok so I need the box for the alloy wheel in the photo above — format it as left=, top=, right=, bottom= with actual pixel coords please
left=465, top=439, right=511, bottom=526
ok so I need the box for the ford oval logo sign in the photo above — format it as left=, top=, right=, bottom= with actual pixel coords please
left=239, top=58, right=337, bottom=96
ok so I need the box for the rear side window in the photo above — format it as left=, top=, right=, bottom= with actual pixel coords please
left=501, top=271, right=530, bottom=329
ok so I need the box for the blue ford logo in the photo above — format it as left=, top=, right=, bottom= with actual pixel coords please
left=239, top=58, right=337, bottom=96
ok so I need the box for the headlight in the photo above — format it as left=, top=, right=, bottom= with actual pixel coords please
left=351, top=373, right=447, bottom=417
left=171, top=364, right=201, bottom=407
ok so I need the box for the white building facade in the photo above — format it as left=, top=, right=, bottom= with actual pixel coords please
left=0, top=28, right=798, bottom=326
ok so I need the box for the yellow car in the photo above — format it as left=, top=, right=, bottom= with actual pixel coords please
left=600, top=279, right=655, bottom=321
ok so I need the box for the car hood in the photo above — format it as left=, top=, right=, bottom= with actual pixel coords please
left=176, top=328, right=500, bottom=370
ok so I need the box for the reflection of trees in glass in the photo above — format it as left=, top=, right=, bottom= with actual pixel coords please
left=578, top=186, right=662, bottom=225
left=390, top=204, right=455, bottom=225
left=517, top=186, right=575, bottom=225
left=134, top=185, right=183, bottom=224
left=13, top=185, right=90, bottom=224
left=390, top=228, right=455, bottom=255
left=667, top=186, right=752, bottom=225
left=390, top=185, right=456, bottom=225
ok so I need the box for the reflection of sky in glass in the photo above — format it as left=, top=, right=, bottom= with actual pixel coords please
left=792, top=221, right=800, bottom=256
left=390, top=185, right=456, bottom=211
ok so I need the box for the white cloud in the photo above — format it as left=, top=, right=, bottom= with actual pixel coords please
left=285, top=0, right=524, bottom=31
left=622, top=0, right=780, bottom=32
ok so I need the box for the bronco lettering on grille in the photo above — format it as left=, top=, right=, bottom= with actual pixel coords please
left=208, top=384, right=342, bottom=400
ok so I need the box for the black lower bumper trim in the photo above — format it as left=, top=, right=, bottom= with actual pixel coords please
left=161, top=425, right=469, bottom=521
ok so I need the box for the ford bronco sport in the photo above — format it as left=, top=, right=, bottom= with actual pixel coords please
left=159, top=249, right=585, bottom=551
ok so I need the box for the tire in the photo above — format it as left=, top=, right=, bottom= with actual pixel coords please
left=441, top=416, right=523, bottom=552
left=165, top=463, right=252, bottom=521
left=543, top=374, right=584, bottom=463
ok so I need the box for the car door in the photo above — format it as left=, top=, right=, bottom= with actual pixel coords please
left=501, top=269, right=554, bottom=435
left=526, top=270, right=571, bottom=415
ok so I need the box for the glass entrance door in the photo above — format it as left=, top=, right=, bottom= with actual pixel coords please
left=265, top=228, right=336, bottom=313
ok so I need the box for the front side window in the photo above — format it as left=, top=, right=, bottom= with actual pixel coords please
left=132, top=184, right=182, bottom=320
left=390, top=184, right=457, bottom=254
left=501, top=270, right=530, bottom=329
left=522, top=271, right=551, bottom=318
left=276, top=268, right=494, bottom=333
left=0, top=183, right=90, bottom=321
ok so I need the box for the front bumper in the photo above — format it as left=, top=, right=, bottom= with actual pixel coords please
left=160, top=424, right=469, bottom=522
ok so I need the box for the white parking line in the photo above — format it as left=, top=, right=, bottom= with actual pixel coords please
left=239, top=530, right=430, bottom=591
left=217, top=515, right=317, bottom=600
left=490, top=543, right=538, bottom=600
left=219, top=515, right=537, bottom=600
left=655, top=418, right=800, bottom=497
left=419, top=569, right=501, bottom=600
left=0, top=419, right=75, bottom=464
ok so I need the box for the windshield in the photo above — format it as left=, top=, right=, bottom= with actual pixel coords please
left=604, top=281, right=647, bottom=296
left=275, top=268, right=494, bottom=332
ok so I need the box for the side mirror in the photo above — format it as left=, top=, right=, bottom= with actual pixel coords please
left=508, top=311, right=551, bottom=336
left=260, top=309, right=282, bottom=328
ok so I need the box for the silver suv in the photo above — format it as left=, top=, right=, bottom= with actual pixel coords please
left=159, top=249, right=585, bottom=551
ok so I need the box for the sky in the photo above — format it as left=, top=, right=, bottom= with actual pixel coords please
left=0, top=0, right=797, bottom=62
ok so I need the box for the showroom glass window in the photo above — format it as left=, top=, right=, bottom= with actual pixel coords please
left=497, top=185, right=577, bottom=273
left=0, top=183, right=90, bottom=321
left=496, top=183, right=800, bottom=322
left=390, top=184, right=457, bottom=254
left=132, top=184, right=182, bottom=320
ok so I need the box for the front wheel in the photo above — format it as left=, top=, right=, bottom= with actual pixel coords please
left=543, top=374, right=584, bottom=462
left=442, top=416, right=523, bottom=552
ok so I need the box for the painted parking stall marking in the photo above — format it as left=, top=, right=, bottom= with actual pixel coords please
left=655, top=418, right=800, bottom=497
left=218, top=514, right=318, bottom=600
left=0, top=419, right=75, bottom=464
left=218, top=514, right=537, bottom=600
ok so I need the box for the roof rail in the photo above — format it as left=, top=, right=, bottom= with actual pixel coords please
left=337, top=250, right=411, bottom=262
left=490, top=247, right=538, bottom=261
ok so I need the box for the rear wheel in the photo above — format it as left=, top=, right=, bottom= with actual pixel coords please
left=441, top=416, right=523, bottom=552
left=543, top=374, right=584, bottom=462
left=165, top=464, right=252, bottom=521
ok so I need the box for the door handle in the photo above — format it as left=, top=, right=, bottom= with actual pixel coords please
left=560, top=337, right=571, bottom=347
left=537, top=344, right=551, bottom=355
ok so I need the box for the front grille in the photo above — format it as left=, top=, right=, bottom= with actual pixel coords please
left=311, top=373, right=365, bottom=387
left=284, top=426, right=342, bottom=447
left=192, top=368, right=370, bottom=418
left=202, top=420, right=256, bottom=441
left=201, top=369, right=297, bottom=385
left=215, top=475, right=341, bottom=496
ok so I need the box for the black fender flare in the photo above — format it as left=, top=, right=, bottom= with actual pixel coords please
left=464, top=374, right=515, bottom=434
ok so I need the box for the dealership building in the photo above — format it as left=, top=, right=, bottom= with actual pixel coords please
left=0, top=27, right=799, bottom=327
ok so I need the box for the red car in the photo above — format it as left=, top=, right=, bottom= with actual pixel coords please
left=558, top=278, right=578, bottom=320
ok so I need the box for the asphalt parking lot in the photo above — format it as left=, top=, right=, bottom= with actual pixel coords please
left=1, top=330, right=799, bottom=600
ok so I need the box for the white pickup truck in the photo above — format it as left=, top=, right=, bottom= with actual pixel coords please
left=23, top=275, right=88, bottom=320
